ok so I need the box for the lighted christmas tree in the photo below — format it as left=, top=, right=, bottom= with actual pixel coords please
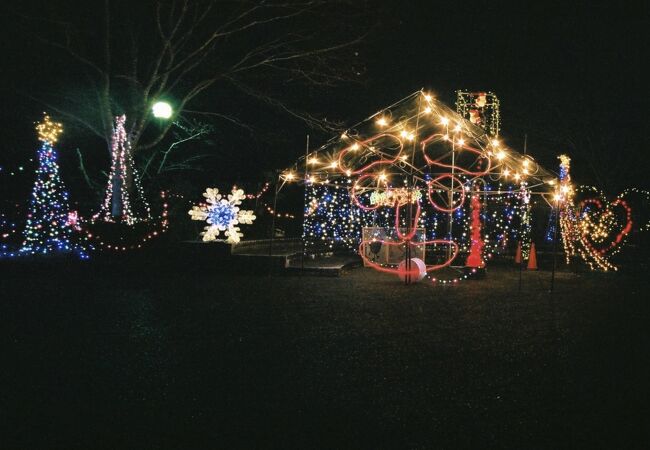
left=97, top=115, right=151, bottom=224
left=465, top=191, right=485, bottom=270
left=20, top=114, right=88, bottom=258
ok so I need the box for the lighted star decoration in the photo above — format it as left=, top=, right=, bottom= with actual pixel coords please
left=36, top=114, right=63, bottom=144
left=188, top=187, right=256, bottom=243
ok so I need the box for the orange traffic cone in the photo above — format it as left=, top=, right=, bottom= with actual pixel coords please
left=527, top=242, right=538, bottom=270
left=514, top=241, right=522, bottom=265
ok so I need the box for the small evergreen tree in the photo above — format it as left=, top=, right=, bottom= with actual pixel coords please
left=21, top=114, right=87, bottom=258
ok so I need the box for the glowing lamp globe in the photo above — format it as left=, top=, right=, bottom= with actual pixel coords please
left=152, top=101, right=173, bottom=119
left=397, top=257, right=427, bottom=283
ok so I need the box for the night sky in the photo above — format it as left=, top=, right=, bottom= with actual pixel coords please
left=0, top=0, right=647, bottom=204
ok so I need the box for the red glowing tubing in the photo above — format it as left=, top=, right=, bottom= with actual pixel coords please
left=420, top=133, right=491, bottom=176
left=351, top=173, right=386, bottom=211
left=427, top=174, right=466, bottom=212
left=394, top=201, right=421, bottom=241
left=578, top=197, right=633, bottom=255
left=358, top=239, right=459, bottom=277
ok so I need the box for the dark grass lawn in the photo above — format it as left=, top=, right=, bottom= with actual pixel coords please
left=1, top=255, right=649, bottom=449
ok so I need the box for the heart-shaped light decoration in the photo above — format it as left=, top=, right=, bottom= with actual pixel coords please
left=578, top=197, right=633, bottom=255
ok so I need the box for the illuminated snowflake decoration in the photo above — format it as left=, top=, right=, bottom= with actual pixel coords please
left=188, top=187, right=256, bottom=243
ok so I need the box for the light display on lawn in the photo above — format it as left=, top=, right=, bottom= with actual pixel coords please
left=556, top=155, right=619, bottom=271
left=189, top=187, right=256, bottom=243
left=556, top=155, right=578, bottom=262
left=555, top=157, right=644, bottom=271
left=282, top=90, right=557, bottom=282
left=83, top=191, right=170, bottom=251
left=18, top=114, right=89, bottom=258
left=97, top=115, right=151, bottom=224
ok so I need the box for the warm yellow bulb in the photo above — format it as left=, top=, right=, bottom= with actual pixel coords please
left=496, top=151, right=506, bottom=160
left=376, top=117, right=388, bottom=127
left=440, top=117, right=449, bottom=126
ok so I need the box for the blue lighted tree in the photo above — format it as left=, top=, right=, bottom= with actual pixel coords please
left=20, top=114, right=88, bottom=258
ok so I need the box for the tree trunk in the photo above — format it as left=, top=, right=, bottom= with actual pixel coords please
left=106, top=118, right=136, bottom=221
left=110, top=161, right=122, bottom=218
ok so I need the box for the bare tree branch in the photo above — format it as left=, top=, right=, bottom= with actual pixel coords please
left=182, top=110, right=254, bottom=132
left=23, top=93, right=105, bottom=138
left=156, top=121, right=211, bottom=174
left=14, top=0, right=372, bottom=173
left=76, top=148, right=96, bottom=189
left=226, top=76, right=344, bottom=132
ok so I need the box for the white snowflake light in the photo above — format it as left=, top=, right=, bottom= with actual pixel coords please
left=188, top=187, right=256, bottom=243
